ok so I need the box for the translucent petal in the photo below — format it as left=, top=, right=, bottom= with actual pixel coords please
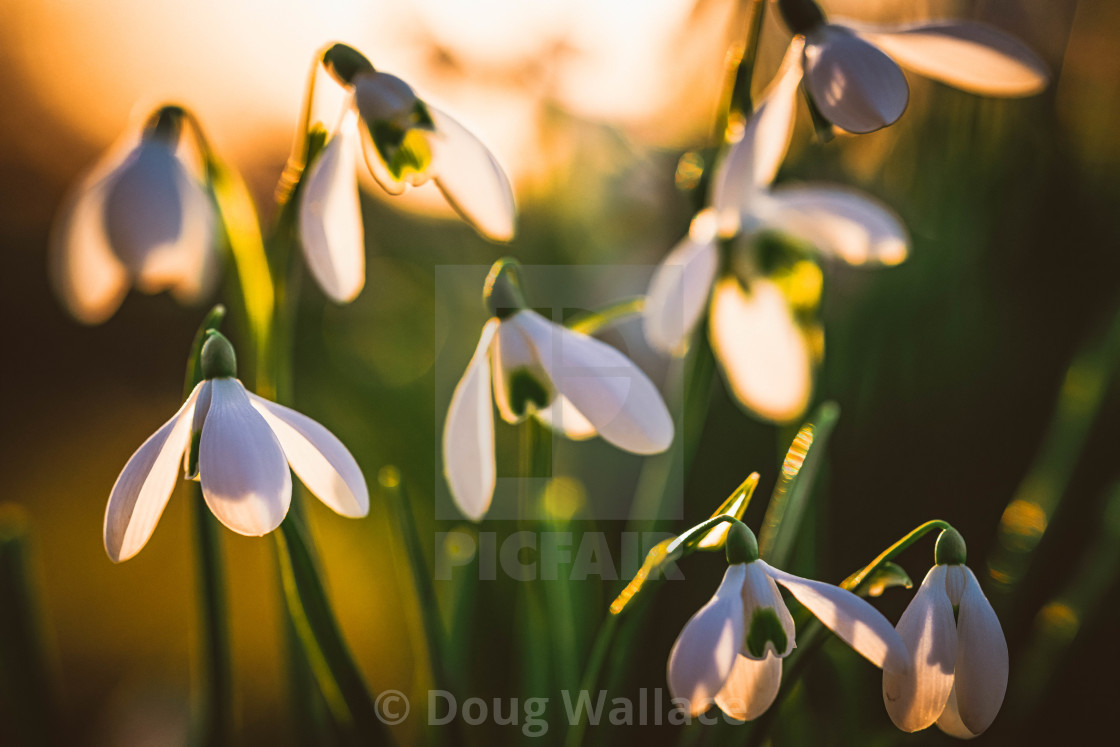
left=442, top=319, right=499, bottom=521
left=708, top=277, right=813, bottom=424
left=643, top=211, right=719, bottom=355
left=803, top=25, right=909, bottom=133
left=49, top=164, right=130, bottom=324
left=164, top=160, right=218, bottom=305
left=104, top=382, right=203, bottom=562
left=429, top=106, right=516, bottom=242
left=713, top=653, right=782, bottom=722
left=710, top=37, right=804, bottom=232
left=883, top=565, right=958, bottom=732
left=534, top=395, right=596, bottom=441
left=353, top=72, right=421, bottom=125
left=199, top=379, right=292, bottom=536
left=741, top=561, right=796, bottom=658
left=762, top=184, right=909, bottom=266
left=492, top=317, right=551, bottom=424
left=953, top=566, right=1008, bottom=735
left=667, top=564, right=747, bottom=716
left=855, top=20, right=1049, bottom=97
left=357, top=118, right=409, bottom=195
left=936, top=685, right=979, bottom=739
left=513, top=310, right=674, bottom=454
left=760, top=560, right=909, bottom=672
left=298, top=112, right=366, bottom=303
left=247, top=393, right=369, bottom=518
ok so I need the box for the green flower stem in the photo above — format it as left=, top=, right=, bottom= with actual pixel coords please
left=720, top=0, right=768, bottom=136
left=562, top=613, right=619, bottom=747
left=0, top=505, right=57, bottom=746
left=567, top=297, right=646, bottom=335
left=840, top=519, right=952, bottom=593
left=182, top=307, right=234, bottom=747
left=274, top=517, right=386, bottom=743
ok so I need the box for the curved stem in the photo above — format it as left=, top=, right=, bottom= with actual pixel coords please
left=567, top=297, right=645, bottom=335
left=840, top=519, right=951, bottom=593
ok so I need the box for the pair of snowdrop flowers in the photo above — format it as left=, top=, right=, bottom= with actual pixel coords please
left=669, top=521, right=1007, bottom=737
left=51, top=105, right=219, bottom=324
left=442, top=259, right=674, bottom=520
left=644, top=4, right=1049, bottom=423
left=104, top=331, right=368, bottom=562
left=297, top=43, right=516, bottom=304
left=668, top=521, right=909, bottom=721
left=883, top=528, right=1009, bottom=738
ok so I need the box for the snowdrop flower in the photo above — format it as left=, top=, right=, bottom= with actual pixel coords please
left=668, top=522, right=908, bottom=720
left=104, top=331, right=368, bottom=563
left=297, top=43, right=516, bottom=303
left=776, top=0, right=1050, bottom=133
left=882, top=528, right=1008, bottom=738
left=50, top=105, right=219, bottom=324
left=443, top=259, right=674, bottom=521
left=644, top=41, right=907, bottom=423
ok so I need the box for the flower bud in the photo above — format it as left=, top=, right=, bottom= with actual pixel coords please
left=321, top=43, right=375, bottom=87
left=725, top=520, right=759, bottom=565
left=484, top=258, right=528, bottom=319
left=934, top=526, right=967, bottom=566
left=200, top=330, right=237, bottom=379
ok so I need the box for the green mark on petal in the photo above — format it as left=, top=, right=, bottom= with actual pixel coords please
left=370, top=107, right=434, bottom=182
left=746, top=607, right=788, bottom=659
left=508, top=369, right=551, bottom=417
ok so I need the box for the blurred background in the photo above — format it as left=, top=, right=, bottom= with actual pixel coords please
left=1, top=0, right=1118, bottom=744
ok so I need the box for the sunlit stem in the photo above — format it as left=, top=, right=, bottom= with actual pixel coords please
left=0, top=505, right=58, bottom=746
left=181, top=306, right=234, bottom=747
left=276, top=53, right=323, bottom=206
left=567, top=296, right=645, bottom=335
left=273, top=516, right=386, bottom=742
left=719, top=0, right=768, bottom=138
left=841, top=519, right=952, bottom=593
left=517, top=418, right=556, bottom=700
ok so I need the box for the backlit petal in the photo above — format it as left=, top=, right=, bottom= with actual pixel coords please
left=803, top=25, right=909, bottom=133
left=708, top=277, right=813, bottom=424
left=247, top=393, right=368, bottom=518
left=104, top=382, right=202, bottom=562
left=763, top=184, right=909, bottom=266
left=713, top=653, right=782, bottom=722
left=534, top=395, right=596, bottom=441
left=299, top=112, right=366, bottom=303
left=667, top=564, right=747, bottom=716
left=741, top=560, right=796, bottom=658
left=883, top=565, right=957, bottom=732
left=855, top=20, right=1049, bottom=97
left=952, top=566, right=1008, bottom=736
left=199, top=378, right=291, bottom=536
left=430, top=106, right=516, bottom=242
left=443, top=319, right=499, bottom=521
left=514, top=310, right=674, bottom=454
left=643, top=210, right=719, bottom=355
left=760, top=560, right=909, bottom=672
left=936, top=685, right=979, bottom=739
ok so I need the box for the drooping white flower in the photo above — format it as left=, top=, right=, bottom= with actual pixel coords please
left=443, top=259, right=674, bottom=521
left=776, top=0, right=1050, bottom=133
left=644, top=41, right=907, bottom=423
left=50, top=106, right=219, bottom=324
left=882, top=529, right=1008, bottom=738
left=668, top=522, right=909, bottom=719
left=297, top=44, right=516, bottom=304
left=104, top=332, right=368, bottom=563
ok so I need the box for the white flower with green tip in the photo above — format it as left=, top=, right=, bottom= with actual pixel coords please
left=882, top=528, right=1009, bottom=738
left=668, top=522, right=909, bottom=720
left=104, top=332, right=368, bottom=563
left=443, top=259, right=674, bottom=521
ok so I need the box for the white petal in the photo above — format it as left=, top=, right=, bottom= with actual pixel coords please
left=492, top=317, right=551, bottom=424
left=708, top=277, right=813, bottom=424
left=952, top=566, right=1008, bottom=736
left=710, top=37, right=804, bottom=231
left=855, top=20, right=1049, bottom=97
left=667, top=564, right=746, bottom=716
left=49, top=164, right=130, bottom=324
left=643, top=211, right=719, bottom=355
left=762, top=184, right=909, bottom=266
left=759, top=560, right=909, bottom=673
left=199, top=378, right=292, bottom=536
left=104, top=382, right=203, bottom=562
left=713, top=653, right=782, bottom=722
left=429, top=106, right=516, bottom=242
left=741, top=561, right=796, bottom=658
left=442, top=319, right=499, bottom=521
left=803, top=25, right=909, bottom=133
left=164, top=162, right=219, bottom=305
left=534, top=395, right=596, bottom=441
left=299, top=112, right=365, bottom=303
left=513, top=310, right=674, bottom=454
left=247, top=393, right=368, bottom=518
left=936, top=685, right=980, bottom=739
left=883, top=565, right=957, bottom=732
left=357, top=117, right=410, bottom=195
